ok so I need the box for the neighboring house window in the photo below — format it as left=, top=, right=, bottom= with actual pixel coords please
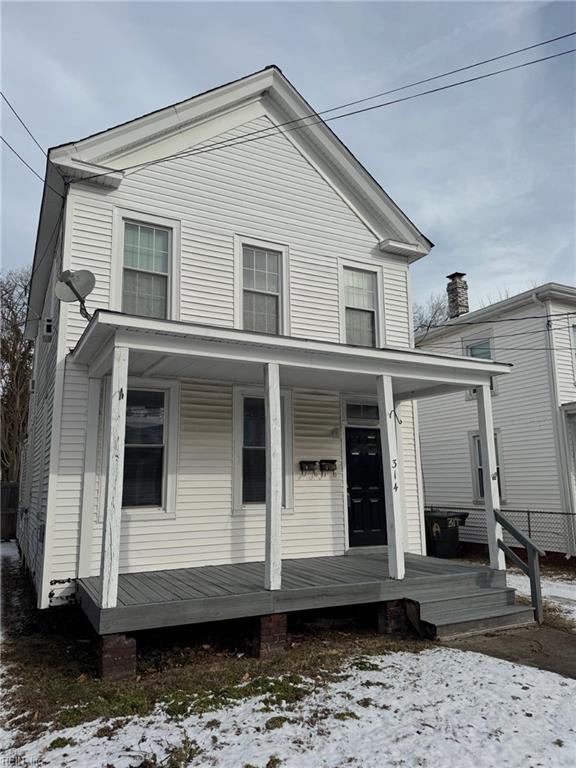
left=234, top=388, right=293, bottom=512
left=123, top=221, right=170, bottom=319
left=471, top=432, right=503, bottom=501
left=344, top=268, right=377, bottom=347
left=466, top=338, right=492, bottom=360
left=465, top=337, right=494, bottom=394
left=122, top=390, right=165, bottom=508
left=242, top=245, right=281, bottom=334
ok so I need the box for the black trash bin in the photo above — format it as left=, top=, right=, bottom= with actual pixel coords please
left=424, top=509, right=469, bottom=558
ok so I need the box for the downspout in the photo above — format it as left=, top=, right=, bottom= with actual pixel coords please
left=532, top=292, right=576, bottom=557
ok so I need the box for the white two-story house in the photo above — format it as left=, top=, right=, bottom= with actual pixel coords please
left=417, top=276, right=576, bottom=557
left=18, top=67, right=534, bottom=675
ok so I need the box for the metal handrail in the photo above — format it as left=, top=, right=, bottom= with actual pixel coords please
left=494, top=509, right=545, bottom=624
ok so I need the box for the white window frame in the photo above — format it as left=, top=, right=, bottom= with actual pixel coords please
left=232, top=385, right=294, bottom=515
left=98, top=377, right=180, bottom=521
left=112, top=207, right=181, bottom=321
left=462, top=331, right=498, bottom=398
left=468, top=429, right=506, bottom=504
left=234, top=235, right=290, bottom=335
left=571, top=324, right=576, bottom=382
left=338, top=259, right=385, bottom=347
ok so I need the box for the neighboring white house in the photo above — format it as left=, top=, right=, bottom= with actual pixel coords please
left=417, top=276, right=576, bottom=556
left=18, top=66, right=511, bottom=620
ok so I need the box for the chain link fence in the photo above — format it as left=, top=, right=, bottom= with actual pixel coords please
left=425, top=505, right=576, bottom=556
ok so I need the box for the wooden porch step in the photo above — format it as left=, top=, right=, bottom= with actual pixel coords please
left=432, top=605, right=535, bottom=640
left=419, top=587, right=517, bottom=621
left=409, top=585, right=535, bottom=639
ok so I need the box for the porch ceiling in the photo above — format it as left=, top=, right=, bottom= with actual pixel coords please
left=71, top=311, right=512, bottom=400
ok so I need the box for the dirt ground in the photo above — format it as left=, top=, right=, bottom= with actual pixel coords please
left=449, top=623, right=576, bottom=679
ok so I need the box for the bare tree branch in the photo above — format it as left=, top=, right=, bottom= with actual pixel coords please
left=1, top=267, right=33, bottom=482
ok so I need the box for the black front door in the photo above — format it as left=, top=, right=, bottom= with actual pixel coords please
left=346, top=427, right=387, bottom=547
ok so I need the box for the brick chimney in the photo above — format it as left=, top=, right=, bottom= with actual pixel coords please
left=446, top=272, right=469, bottom=318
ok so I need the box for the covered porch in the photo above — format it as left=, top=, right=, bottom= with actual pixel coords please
left=71, top=310, right=511, bottom=618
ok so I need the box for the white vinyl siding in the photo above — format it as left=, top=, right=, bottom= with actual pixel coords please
left=41, top=106, right=419, bottom=601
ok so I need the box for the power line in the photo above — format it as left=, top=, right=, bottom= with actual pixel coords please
left=417, top=322, right=574, bottom=346
left=1, top=136, right=64, bottom=199
left=415, top=311, right=576, bottom=332
left=1, top=92, right=49, bottom=160
left=71, top=45, right=576, bottom=185
left=80, top=32, right=576, bottom=180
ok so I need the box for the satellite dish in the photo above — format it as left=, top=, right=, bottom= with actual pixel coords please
left=55, top=269, right=95, bottom=320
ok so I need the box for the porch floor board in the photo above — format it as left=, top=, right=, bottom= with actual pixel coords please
left=77, top=549, right=505, bottom=635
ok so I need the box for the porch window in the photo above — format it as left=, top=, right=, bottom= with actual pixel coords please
left=471, top=432, right=503, bottom=501
left=122, top=221, right=170, bottom=319
left=346, top=401, right=379, bottom=422
left=242, top=245, right=281, bottom=334
left=234, top=389, right=293, bottom=512
left=122, top=389, right=165, bottom=508
left=344, top=268, right=377, bottom=347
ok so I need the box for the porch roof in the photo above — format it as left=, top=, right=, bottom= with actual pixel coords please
left=71, top=310, right=511, bottom=400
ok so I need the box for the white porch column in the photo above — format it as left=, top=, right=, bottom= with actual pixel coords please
left=100, top=345, right=129, bottom=608
left=376, top=375, right=405, bottom=579
left=477, top=384, right=506, bottom=570
left=264, top=362, right=282, bottom=590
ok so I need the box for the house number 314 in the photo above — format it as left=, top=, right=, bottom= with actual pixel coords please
left=392, top=458, right=398, bottom=492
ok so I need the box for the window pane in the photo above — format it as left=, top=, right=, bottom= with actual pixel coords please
left=123, top=222, right=170, bottom=275
left=242, top=246, right=280, bottom=296
left=467, top=340, right=492, bottom=360
left=243, top=290, right=279, bottom=334
left=244, top=397, right=265, bottom=447
left=346, top=402, right=379, bottom=421
left=125, top=390, right=164, bottom=445
left=344, top=268, right=376, bottom=310
left=123, top=270, right=168, bottom=319
left=243, top=447, right=266, bottom=503
left=122, top=446, right=163, bottom=507
left=346, top=307, right=375, bottom=347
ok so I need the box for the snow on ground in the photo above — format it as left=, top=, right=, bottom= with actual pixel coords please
left=506, top=571, right=576, bottom=623
left=4, top=648, right=576, bottom=768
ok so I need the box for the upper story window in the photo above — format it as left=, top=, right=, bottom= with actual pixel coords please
left=242, top=245, right=281, bottom=334
left=123, top=221, right=171, bottom=319
left=344, top=268, right=377, bottom=347
left=466, top=338, right=492, bottom=360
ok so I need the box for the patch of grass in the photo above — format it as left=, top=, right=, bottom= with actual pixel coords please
left=350, top=657, right=381, bottom=671
left=266, top=757, right=283, bottom=768
left=333, top=710, right=360, bottom=721
left=47, top=736, right=76, bottom=750
left=265, top=715, right=291, bottom=730
left=1, top=551, right=430, bottom=743
left=356, top=697, right=374, bottom=708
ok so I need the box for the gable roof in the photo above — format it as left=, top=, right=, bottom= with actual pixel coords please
left=416, top=282, right=576, bottom=344
left=27, top=65, right=433, bottom=337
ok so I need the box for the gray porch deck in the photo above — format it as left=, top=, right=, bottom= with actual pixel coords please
left=77, top=549, right=516, bottom=636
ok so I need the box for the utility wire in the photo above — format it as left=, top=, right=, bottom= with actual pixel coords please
left=1, top=92, right=49, bottom=159
left=1, top=92, right=67, bottom=180
left=415, top=311, right=576, bottom=331
left=1, top=136, right=64, bottom=198
left=85, top=33, right=576, bottom=177
left=71, top=45, right=576, bottom=185
left=416, top=322, right=575, bottom=345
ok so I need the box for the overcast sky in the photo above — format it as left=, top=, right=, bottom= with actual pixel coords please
left=1, top=1, right=575, bottom=308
